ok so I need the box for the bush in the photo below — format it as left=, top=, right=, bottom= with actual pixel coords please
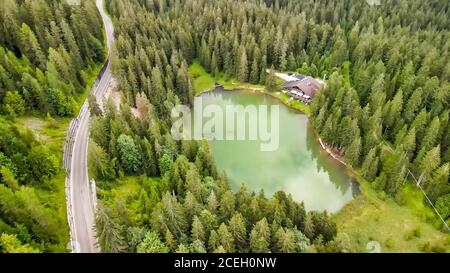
left=117, top=134, right=143, bottom=174
left=27, top=145, right=59, bottom=182
left=2, top=91, right=26, bottom=117
left=435, top=194, right=450, bottom=220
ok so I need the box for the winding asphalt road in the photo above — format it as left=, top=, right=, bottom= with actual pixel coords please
left=68, top=0, right=114, bottom=253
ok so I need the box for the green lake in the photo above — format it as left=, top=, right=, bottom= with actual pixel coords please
left=198, top=90, right=358, bottom=212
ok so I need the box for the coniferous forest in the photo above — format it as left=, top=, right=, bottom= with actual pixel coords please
left=88, top=0, right=449, bottom=253
left=0, top=0, right=449, bottom=253
left=0, top=0, right=105, bottom=252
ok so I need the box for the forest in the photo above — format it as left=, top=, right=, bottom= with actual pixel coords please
left=0, top=0, right=106, bottom=252
left=92, top=0, right=449, bottom=252
left=91, top=93, right=338, bottom=253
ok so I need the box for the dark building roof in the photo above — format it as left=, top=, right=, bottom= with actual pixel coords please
left=293, top=74, right=305, bottom=80
left=287, top=73, right=306, bottom=80
left=283, top=77, right=322, bottom=98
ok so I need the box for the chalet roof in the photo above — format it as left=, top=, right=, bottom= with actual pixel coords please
left=287, top=73, right=306, bottom=80
left=283, top=77, right=322, bottom=97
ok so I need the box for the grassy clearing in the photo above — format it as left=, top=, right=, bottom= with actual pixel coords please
left=334, top=176, right=450, bottom=253
left=97, top=176, right=141, bottom=225
left=188, top=60, right=264, bottom=94
left=265, top=91, right=311, bottom=116
left=96, top=176, right=162, bottom=225
left=188, top=61, right=216, bottom=94
left=188, top=61, right=311, bottom=115
left=16, top=116, right=72, bottom=251
left=97, top=176, right=141, bottom=203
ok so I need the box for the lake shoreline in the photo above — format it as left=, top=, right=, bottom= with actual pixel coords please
left=198, top=88, right=359, bottom=212
left=197, top=86, right=350, bottom=173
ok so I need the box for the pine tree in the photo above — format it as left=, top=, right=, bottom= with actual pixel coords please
left=303, top=212, right=315, bottom=240
left=189, top=239, right=207, bottom=253
left=228, top=213, right=247, bottom=252
left=383, top=147, right=407, bottom=195
left=88, top=93, right=102, bottom=116
left=117, top=134, right=143, bottom=174
left=164, top=229, right=177, bottom=251
left=184, top=191, right=200, bottom=225
left=287, top=52, right=297, bottom=71
left=250, top=57, right=259, bottom=83
left=266, top=66, right=277, bottom=91
left=207, top=191, right=218, bottom=214
left=137, top=232, right=169, bottom=253
left=217, top=223, right=235, bottom=253
left=403, top=87, right=424, bottom=123
left=384, top=90, right=403, bottom=136
left=259, top=55, right=267, bottom=84
left=219, top=190, right=235, bottom=221
left=151, top=192, right=187, bottom=239
left=195, top=140, right=217, bottom=178
left=186, top=169, right=204, bottom=202
left=211, top=52, right=218, bottom=78
left=237, top=47, right=248, bottom=82
left=345, top=136, right=362, bottom=167
left=249, top=218, right=270, bottom=253
left=175, top=244, right=189, bottom=253
left=421, top=116, right=440, bottom=152
left=191, top=216, right=206, bottom=242
left=95, top=204, right=127, bottom=253
left=331, top=38, right=347, bottom=67
left=418, top=146, right=441, bottom=183
left=141, top=138, right=158, bottom=176
left=274, top=227, right=296, bottom=253
left=424, top=163, right=450, bottom=203
left=19, top=23, right=46, bottom=70
left=361, top=147, right=379, bottom=181
left=208, top=230, right=219, bottom=252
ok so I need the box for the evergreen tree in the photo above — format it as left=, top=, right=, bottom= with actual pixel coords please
left=249, top=218, right=270, bottom=253
left=117, top=134, right=143, bottom=174
left=217, top=223, right=235, bottom=253
left=266, top=66, right=277, bottom=91
left=95, top=205, right=127, bottom=253
left=237, top=47, right=248, bottom=82
left=345, top=136, right=362, bottom=167
left=361, top=147, right=379, bottom=182
left=274, top=227, right=296, bottom=253
left=137, top=232, right=170, bottom=253
left=228, top=213, right=247, bottom=252
left=191, top=216, right=206, bottom=242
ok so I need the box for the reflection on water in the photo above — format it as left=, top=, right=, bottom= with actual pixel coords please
left=199, top=90, right=359, bottom=212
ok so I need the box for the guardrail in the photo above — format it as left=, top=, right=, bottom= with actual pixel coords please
left=62, top=58, right=109, bottom=252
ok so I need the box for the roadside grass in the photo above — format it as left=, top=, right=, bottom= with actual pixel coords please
left=16, top=116, right=72, bottom=251
left=11, top=59, right=105, bottom=252
left=97, top=176, right=141, bottom=225
left=75, top=61, right=105, bottom=112
left=97, top=176, right=141, bottom=202
left=333, top=176, right=450, bottom=253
